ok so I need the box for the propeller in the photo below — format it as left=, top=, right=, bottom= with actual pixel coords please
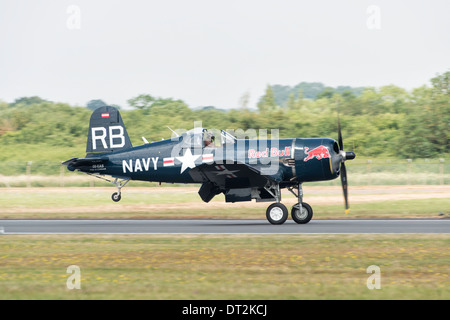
left=341, top=159, right=349, bottom=214
left=335, top=112, right=355, bottom=214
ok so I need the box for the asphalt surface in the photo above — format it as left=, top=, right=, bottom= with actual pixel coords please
left=0, top=219, right=449, bottom=234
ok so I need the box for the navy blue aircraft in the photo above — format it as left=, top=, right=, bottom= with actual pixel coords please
left=63, top=106, right=355, bottom=224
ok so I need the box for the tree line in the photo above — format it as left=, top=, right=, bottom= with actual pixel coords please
left=0, top=71, right=448, bottom=160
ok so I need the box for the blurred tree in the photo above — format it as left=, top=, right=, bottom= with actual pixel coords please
left=10, top=96, right=48, bottom=107
left=127, top=94, right=155, bottom=110
left=238, top=91, right=250, bottom=110
left=286, top=92, right=296, bottom=111
left=295, top=89, right=304, bottom=111
left=0, top=71, right=448, bottom=160
left=0, top=99, right=8, bottom=111
left=358, top=87, right=382, bottom=115
left=86, top=99, right=107, bottom=111
left=428, top=72, right=450, bottom=155
left=378, top=85, right=408, bottom=114
left=430, top=71, right=450, bottom=96
left=316, top=87, right=335, bottom=100
left=339, top=90, right=359, bottom=115
left=257, top=85, right=277, bottom=112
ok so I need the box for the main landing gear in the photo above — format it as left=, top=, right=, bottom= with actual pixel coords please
left=265, top=184, right=313, bottom=225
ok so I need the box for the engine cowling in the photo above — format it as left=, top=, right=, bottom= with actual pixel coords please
left=292, top=138, right=341, bottom=183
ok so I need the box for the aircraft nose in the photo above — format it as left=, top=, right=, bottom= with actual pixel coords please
left=345, top=151, right=356, bottom=160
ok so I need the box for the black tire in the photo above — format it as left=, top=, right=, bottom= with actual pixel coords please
left=112, top=192, right=121, bottom=202
left=291, top=202, right=313, bottom=224
left=266, top=203, right=288, bottom=225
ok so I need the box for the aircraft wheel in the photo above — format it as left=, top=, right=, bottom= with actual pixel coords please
left=266, top=203, right=288, bottom=225
left=112, top=192, right=121, bottom=202
left=291, top=202, right=313, bottom=224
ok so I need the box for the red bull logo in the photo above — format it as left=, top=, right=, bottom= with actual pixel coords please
left=304, top=145, right=330, bottom=162
left=248, top=147, right=291, bottom=159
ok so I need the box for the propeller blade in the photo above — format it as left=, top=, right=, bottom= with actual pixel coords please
left=340, top=162, right=349, bottom=214
left=337, top=113, right=343, bottom=151
left=336, top=106, right=353, bottom=214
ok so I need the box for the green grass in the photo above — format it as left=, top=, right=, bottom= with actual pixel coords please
left=0, top=144, right=85, bottom=162
left=0, top=234, right=448, bottom=299
left=1, top=186, right=448, bottom=300
left=0, top=187, right=448, bottom=219
left=312, top=198, right=450, bottom=219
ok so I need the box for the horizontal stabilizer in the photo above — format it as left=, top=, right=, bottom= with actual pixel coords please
left=61, top=157, right=108, bottom=171
left=61, top=157, right=78, bottom=166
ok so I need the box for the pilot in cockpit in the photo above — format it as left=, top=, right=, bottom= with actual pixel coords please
left=204, top=130, right=215, bottom=148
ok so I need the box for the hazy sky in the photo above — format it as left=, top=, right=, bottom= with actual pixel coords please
left=1, top=0, right=449, bottom=109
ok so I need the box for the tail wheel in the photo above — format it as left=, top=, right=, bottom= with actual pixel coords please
left=291, top=202, right=313, bottom=224
left=266, top=203, right=288, bottom=225
left=112, top=192, right=121, bottom=202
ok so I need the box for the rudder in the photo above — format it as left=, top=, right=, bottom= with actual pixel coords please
left=86, top=106, right=132, bottom=155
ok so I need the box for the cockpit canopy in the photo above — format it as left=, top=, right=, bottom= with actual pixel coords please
left=182, top=128, right=236, bottom=148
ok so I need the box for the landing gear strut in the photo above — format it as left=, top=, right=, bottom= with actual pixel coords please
left=87, top=174, right=130, bottom=202
left=111, top=177, right=130, bottom=202
left=288, top=183, right=313, bottom=224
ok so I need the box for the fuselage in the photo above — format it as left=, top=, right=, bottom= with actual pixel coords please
left=77, top=135, right=341, bottom=186
left=64, top=105, right=356, bottom=221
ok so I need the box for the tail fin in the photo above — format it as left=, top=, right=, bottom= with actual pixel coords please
left=86, top=106, right=132, bottom=155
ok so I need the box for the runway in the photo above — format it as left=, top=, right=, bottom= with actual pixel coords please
left=0, top=219, right=449, bottom=234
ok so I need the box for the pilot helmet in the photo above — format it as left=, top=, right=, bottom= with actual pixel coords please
left=204, top=130, right=215, bottom=142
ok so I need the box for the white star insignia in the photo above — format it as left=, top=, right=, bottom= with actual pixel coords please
left=214, top=165, right=239, bottom=178
left=215, top=168, right=239, bottom=176
left=176, top=148, right=201, bottom=173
